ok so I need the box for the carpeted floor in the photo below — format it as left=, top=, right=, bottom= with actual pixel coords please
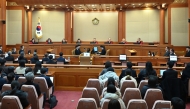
left=44, top=91, right=82, bottom=109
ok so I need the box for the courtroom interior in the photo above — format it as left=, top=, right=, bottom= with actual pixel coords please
left=0, top=0, right=190, bottom=108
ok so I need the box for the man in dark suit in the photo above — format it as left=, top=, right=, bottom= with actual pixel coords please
left=100, top=45, right=106, bottom=55
left=39, top=68, right=53, bottom=88
left=46, top=55, right=56, bottom=64
left=30, top=54, right=39, bottom=64
left=164, top=46, right=170, bottom=56
left=119, top=61, right=137, bottom=80
left=42, top=53, right=49, bottom=64
left=12, top=48, right=17, bottom=54
left=57, top=52, right=65, bottom=64
left=75, top=45, right=82, bottom=55
left=185, top=46, right=190, bottom=57
left=5, top=51, right=14, bottom=61
left=0, top=66, right=7, bottom=90
left=19, top=45, right=24, bottom=54
left=0, top=46, right=3, bottom=54
left=162, top=61, right=178, bottom=80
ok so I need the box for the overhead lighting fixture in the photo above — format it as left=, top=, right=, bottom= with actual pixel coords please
left=132, top=4, right=135, bottom=5
left=139, top=4, right=141, bottom=5
left=65, top=5, right=67, bottom=6
left=60, top=5, right=62, bottom=6
left=53, top=5, right=55, bottom=6
left=118, top=4, right=120, bottom=5
left=73, top=5, right=75, bottom=6
left=92, top=5, right=94, bottom=6
left=46, top=5, right=49, bottom=6
left=125, top=4, right=127, bottom=5
left=34, top=5, right=37, bottom=7
left=162, top=3, right=166, bottom=8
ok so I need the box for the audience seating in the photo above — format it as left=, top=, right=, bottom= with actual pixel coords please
left=138, top=80, right=148, bottom=91
left=21, top=85, right=44, bottom=109
left=57, top=62, right=64, bottom=65
left=152, top=100, right=171, bottom=109
left=122, top=88, right=142, bottom=107
left=76, top=98, right=98, bottom=109
left=34, top=77, right=53, bottom=100
left=2, top=84, right=11, bottom=93
left=120, top=80, right=136, bottom=96
left=86, top=79, right=102, bottom=96
left=6, top=61, right=13, bottom=64
left=100, top=99, right=110, bottom=109
left=18, top=77, right=27, bottom=84
left=0, top=96, right=31, bottom=109
left=103, top=79, right=118, bottom=88
left=126, top=99, right=148, bottom=109
left=144, top=89, right=163, bottom=109
left=81, top=87, right=100, bottom=107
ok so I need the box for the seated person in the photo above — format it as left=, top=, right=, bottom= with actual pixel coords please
left=170, top=48, right=176, bottom=56
left=62, top=38, right=67, bottom=43
left=100, top=61, right=112, bottom=75
left=12, top=48, right=17, bottom=54
left=99, top=45, right=106, bottom=55
left=185, top=46, right=190, bottom=57
left=57, top=52, right=66, bottom=64
left=162, top=61, right=178, bottom=80
left=171, top=97, right=185, bottom=109
left=136, top=38, right=143, bottom=44
left=7, top=72, right=15, bottom=84
left=108, top=99, right=122, bottom=109
left=5, top=51, right=14, bottom=61
left=18, top=52, right=28, bottom=63
left=30, top=54, right=39, bottom=64
left=76, top=38, right=81, bottom=43
left=0, top=46, right=3, bottom=54
left=0, top=67, right=7, bottom=90
left=19, top=45, right=24, bottom=54
left=33, top=61, right=42, bottom=75
left=46, top=55, right=56, bottom=64
left=119, top=62, right=137, bottom=80
left=33, top=49, right=37, bottom=55
left=30, top=38, right=36, bottom=44
left=75, top=45, right=82, bottom=55
left=138, top=61, right=157, bottom=81
left=119, top=38, right=127, bottom=44
left=15, top=60, right=27, bottom=74
left=1, top=81, right=30, bottom=108
left=22, top=72, right=41, bottom=96
left=91, top=38, right=98, bottom=44
left=25, top=67, right=33, bottom=74
left=46, top=38, right=52, bottom=44
left=86, top=48, right=91, bottom=53
left=164, top=46, right=170, bottom=56
left=100, top=84, right=126, bottom=109
left=106, top=38, right=113, bottom=44
left=39, top=68, right=53, bottom=88
left=141, top=75, right=162, bottom=98
left=120, top=69, right=137, bottom=87
left=42, top=53, right=49, bottom=64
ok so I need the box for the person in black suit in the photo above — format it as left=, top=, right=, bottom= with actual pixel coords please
left=57, top=52, right=65, bottom=64
left=75, top=45, right=82, bottom=55
left=42, top=53, right=49, bottom=64
left=46, top=55, right=56, bottom=64
left=5, top=51, right=14, bottom=61
left=185, top=46, right=190, bottom=57
left=0, top=46, right=3, bottom=54
left=19, top=45, right=24, bottom=54
left=18, top=52, right=28, bottom=63
left=0, top=67, right=7, bottom=90
left=39, top=68, right=53, bottom=88
left=12, top=48, right=17, bottom=54
left=171, top=97, right=186, bottom=109
left=164, top=46, right=170, bottom=56
left=119, top=61, right=137, bottom=80
left=162, top=61, right=178, bottom=80
left=30, top=54, right=39, bottom=64
left=100, top=45, right=106, bottom=55
left=181, top=63, right=190, bottom=92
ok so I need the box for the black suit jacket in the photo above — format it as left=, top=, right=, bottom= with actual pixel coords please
left=22, top=81, right=41, bottom=97
left=75, top=49, right=82, bottom=55
left=12, top=51, right=17, bottom=54
left=19, top=49, right=24, bottom=54
left=119, top=68, right=137, bottom=80
left=5, top=55, right=14, bottom=61
left=30, top=58, right=39, bottom=64
left=42, top=57, right=49, bottom=64
left=162, top=69, right=178, bottom=80
left=164, top=51, right=170, bottom=56
left=100, top=49, right=106, bottom=55
left=0, top=50, right=3, bottom=54
left=46, top=60, right=56, bottom=64
left=185, top=51, right=190, bottom=57
left=39, top=75, right=53, bottom=88
left=0, top=77, right=7, bottom=90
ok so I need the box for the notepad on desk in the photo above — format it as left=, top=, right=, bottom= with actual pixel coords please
left=50, top=77, right=54, bottom=83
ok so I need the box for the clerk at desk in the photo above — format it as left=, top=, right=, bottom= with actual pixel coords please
left=75, top=45, right=82, bottom=55
left=100, top=45, right=106, bottom=55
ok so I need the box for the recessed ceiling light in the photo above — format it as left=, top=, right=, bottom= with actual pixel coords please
left=73, top=5, right=75, bottom=6
left=34, top=5, right=37, bottom=6
left=118, top=4, right=120, bottom=5
left=66, top=7, right=68, bottom=8
left=53, top=5, right=55, bottom=6
left=139, top=4, right=141, bottom=5
left=132, top=4, right=135, bottom=5
left=65, top=5, right=67, bottom=6
left=110, top=4, right=112, bottom=5
left=60, top=5, right=62, bottom=6
left=92, top=5, right=94, bottom=6
left=125, top=4, right=127, bottom=5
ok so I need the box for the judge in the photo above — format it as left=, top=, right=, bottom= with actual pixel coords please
left=62, top=38, right=67, bottom=43
left=120, top=38, right=127, bottom=44
left=75, top=45, right=82, bottom=55
left=76, top=38, right=81, bottom=43
left=30, top=38, right=36, bottom=44
left=92, top=38, right=98, bottom=44
left=46, top=38, right=52, bottom=44
left=107, top=38, right=113, bottom=44
left=136, top=38, right=143, bottom=44
left=185, top=46, right=190, bottom=57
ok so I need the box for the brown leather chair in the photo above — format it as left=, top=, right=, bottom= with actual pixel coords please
left=0, top=96, right=31, bottom=109
left=18, top=77, right=27, bottom=84
left=21, top=85, right=44, bottom=109
left=138, top=80, right=148, bottom=91
left=34, top=77, right=53, bottom=100
left=122, top=88, right=141, bottom=107
left=144, top=89, right=163, bottom=109
left=105, top=49, right=110, bottom=56
left=86, top=79, right=102, bottom=96
left=120, top=80, right=136, bottom=96
left=152, top=100, right=171, bottom=109
left=101, top=99, right=110, bottom=109
left=81, top=87, right=100, bottom=107
left=76, top=98, right=98, bottom=109
left=126, top=99, right=148, bottom=109
left=2, top=84, right=11, bottom=92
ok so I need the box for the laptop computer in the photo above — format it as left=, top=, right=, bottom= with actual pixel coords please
left=160, top=70, right=165, bottom=76
left=170, top=56, right=177, bottom=61
left=119, top=55, right=127, bottom=61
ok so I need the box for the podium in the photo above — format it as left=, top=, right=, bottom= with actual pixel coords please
left=125, top=49, right=137, bottom=56
left=79, top=56, right=91, bottom=65
left=47, top=48, right=54, bottom=53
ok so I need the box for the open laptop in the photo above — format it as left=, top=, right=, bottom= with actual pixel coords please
left=170, top=56, right=177, bottom=61
left=84, top=52, right=90, bottom=57
left=49, top=54, right=55, bottom=59
left=160, top=70, right=165, bottom=76
left=119, top=55, right=127, bottom=61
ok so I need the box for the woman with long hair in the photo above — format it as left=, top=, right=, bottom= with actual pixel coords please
left=33, top=61, right=42, bottom=75
left=138, top=61, right=157, bottom=81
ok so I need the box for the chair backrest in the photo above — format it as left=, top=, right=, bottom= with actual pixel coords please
left=104, top=79, right=118, bottom=88
left=81, top=87, right=100, bottom=107
left=72, top=49, right=75, bottom=55
left=21, top=85, right=38, bottom=109
left=80, top=56, right=91, bottom=65
left=105, top=49, right=110, bottom=56
left=152, top=100, right=171, bottom=109
left=1, top=96, right=23, bottom=109
left=144, top=89, right=163, bottom=109
left=77, top=98, right=98, bottom=109
left=86, top=79, right=102, bottom=96
left=122, top=88, right=142, bottom=107
left=18, top=77, right=27, bottom=84
left=138, top=80, right=148, bottom=91
left=127, top=99, right=148, bottom=109
left=2, top=84, right=11, bottom=92
left=34, top=77, right=48, bottom=96
left=57, top=62, right=64, bottom=65
left=188, top=79, right=190, bottom=96
left=101, top=99, right=110, bottom=109
left=120, top=80, right=136, bottom=96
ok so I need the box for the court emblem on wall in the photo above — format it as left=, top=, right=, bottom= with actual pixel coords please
left=36, top=17, right=43, bottom=39
left=92, top=18, right=99, bottom=25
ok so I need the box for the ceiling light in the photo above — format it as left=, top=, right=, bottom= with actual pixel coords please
left=92, top=5, right=94, bottom=6
left=65, top=5, right=67, bottom=6
left=46, top=5, right=49, bottom=6
left=118, top=4, right=120, bottom=5
left=60, top=5, right=62, bottom=6
left=53, top=5, right=55, bottom=6
left=132, top=4, right=135, bottom=5
left=34, top=5, right=37, bottom=7
left=125, top=4, right=127, bottom=5
left=110, top=4, right=112, bottom=5
left=139, top=4, right=141, bottom=5
left=73, top=5, right=75, bottom=6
